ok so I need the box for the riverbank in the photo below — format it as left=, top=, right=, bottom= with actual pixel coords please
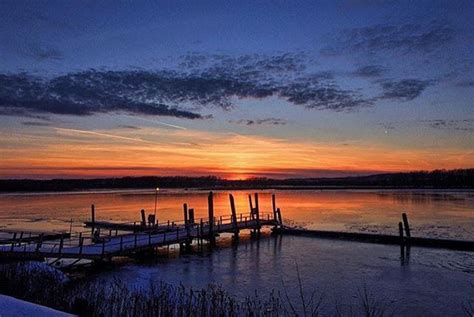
left=3, top=260, right=471, bottom=317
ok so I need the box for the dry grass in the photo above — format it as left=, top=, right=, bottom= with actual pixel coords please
left=0, top=262, right=465, bottom=317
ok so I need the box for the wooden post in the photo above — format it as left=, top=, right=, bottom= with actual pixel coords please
left=10, top=233, right=16, bottom=251
left=277, top=208, right=283, bottom=225
left=248, top=194, right=254, bottom=218
left=208, top=191, right=215, bottom=244
left=59, top=237, right=64, bottom=255
left=399, top=221, right=405, bottom=261
left=36, top=233, right=44, bottom=252
left=188, top=208, right=195, bottom=224
left=229, top=194, right=239, bottom=238
left=402, top=213, right=411, bottom=238
left=101, top=240, right=105, bottom=256
left=18, top=232, right=24, bottom=246
left=120, top=236, right=123, bottom=251
left=10, top=233, right=17, bottom=251
left=183, top=203, right=189, bottom=227
left=79, top=235, right=84, bottom=254
left=91, top=204, right=95, bottom=230
left=255, top=193, right=260, bottom=233
left=398, top=222, right=404, bottom=243
left=229, top=194, right=237, bottom=224
left=200, top=218, right=204, bottom=244
left=184, top=204, right=191, bottom=248
left=141, top=209, right=146, bottom=226
left=272, top=194, right=277, bottom=221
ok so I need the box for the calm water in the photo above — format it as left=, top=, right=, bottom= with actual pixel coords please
left=0, top=189, right=473, bottom=239
left=0, top=189, right=473, bottom=315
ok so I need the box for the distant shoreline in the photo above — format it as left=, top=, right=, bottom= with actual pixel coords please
left=1, top=186, right=474, bottom=195
left=0, top=168, right=473, bottom=193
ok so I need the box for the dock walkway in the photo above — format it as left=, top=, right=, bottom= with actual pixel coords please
left=0, top=192, right=281, bottom=261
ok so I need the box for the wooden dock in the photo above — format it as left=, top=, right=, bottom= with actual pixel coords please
left=1, top=192, right=472, bottom=265
left=0, top=192, right=282, bottom=262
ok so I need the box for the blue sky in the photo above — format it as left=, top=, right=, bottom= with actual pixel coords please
left=1, top=1, right=473, bottom=178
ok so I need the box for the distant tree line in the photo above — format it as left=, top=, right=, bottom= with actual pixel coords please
left=0, top=169, right=473, bottom=192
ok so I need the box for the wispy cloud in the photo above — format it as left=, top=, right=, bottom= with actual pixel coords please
left=379, top=79, right=431, bottom=101
left=425, top=119, right=474, bottom=132
left=229, top=118, right=287, bottom=126
left=130, top=116, right=188, bottom=130
left=117, top=125, right=140, bottom=130
left=324, top=21, right=455, bottom=55
left=21, top=121, right=51, bottom=127
left=54, top=127, right=156, bottom=144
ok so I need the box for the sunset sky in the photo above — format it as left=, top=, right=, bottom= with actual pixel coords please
left=1, top=1, right=473, bottom=179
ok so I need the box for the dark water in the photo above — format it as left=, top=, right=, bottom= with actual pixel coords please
left=0, top=189, right=473, bottom=315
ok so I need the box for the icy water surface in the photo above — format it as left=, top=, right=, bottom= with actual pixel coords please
left=0, top=189, right=473, bottom=315
left=0, top=189, right=473, bottom=240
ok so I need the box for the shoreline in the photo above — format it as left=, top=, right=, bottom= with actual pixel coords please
left=1, top=186, right=474, bottom=195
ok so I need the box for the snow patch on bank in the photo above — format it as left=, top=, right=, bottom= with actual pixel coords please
left=0, top=294, right=74, bottom=317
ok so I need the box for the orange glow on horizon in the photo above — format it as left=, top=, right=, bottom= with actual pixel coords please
left=0, top=127, right=473, bottom=179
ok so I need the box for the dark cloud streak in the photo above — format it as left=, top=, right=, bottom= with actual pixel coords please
left=230, top=118, right=287, bottom=126
left=324, top=21, right=454, bottom=55
left=379, top=79, right=431, bottom=101
left=0, top=53, right=375, bottom=118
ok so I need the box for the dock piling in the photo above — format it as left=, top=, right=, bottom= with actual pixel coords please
left=398, top=222, right=404, bottom=242
left=91, top=204, right=95, bottom=230
left=272, top=194, right=277, bottom=221
left=183, top=204, right=189, bottom=227
left=79, top=234, right=84, bottom=254
left=59, top=237, right=64, bottom=255
left=248, top=194, right=254, bottom=217
left=140, top=209, right=146, bottom=227
left=229, top=194, right=239, bottom=238
left=402, top=213, right=411, bottom=238
left=277, top=208, right=283, bottom=225
left=208, top=192, right=215, bottom=244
